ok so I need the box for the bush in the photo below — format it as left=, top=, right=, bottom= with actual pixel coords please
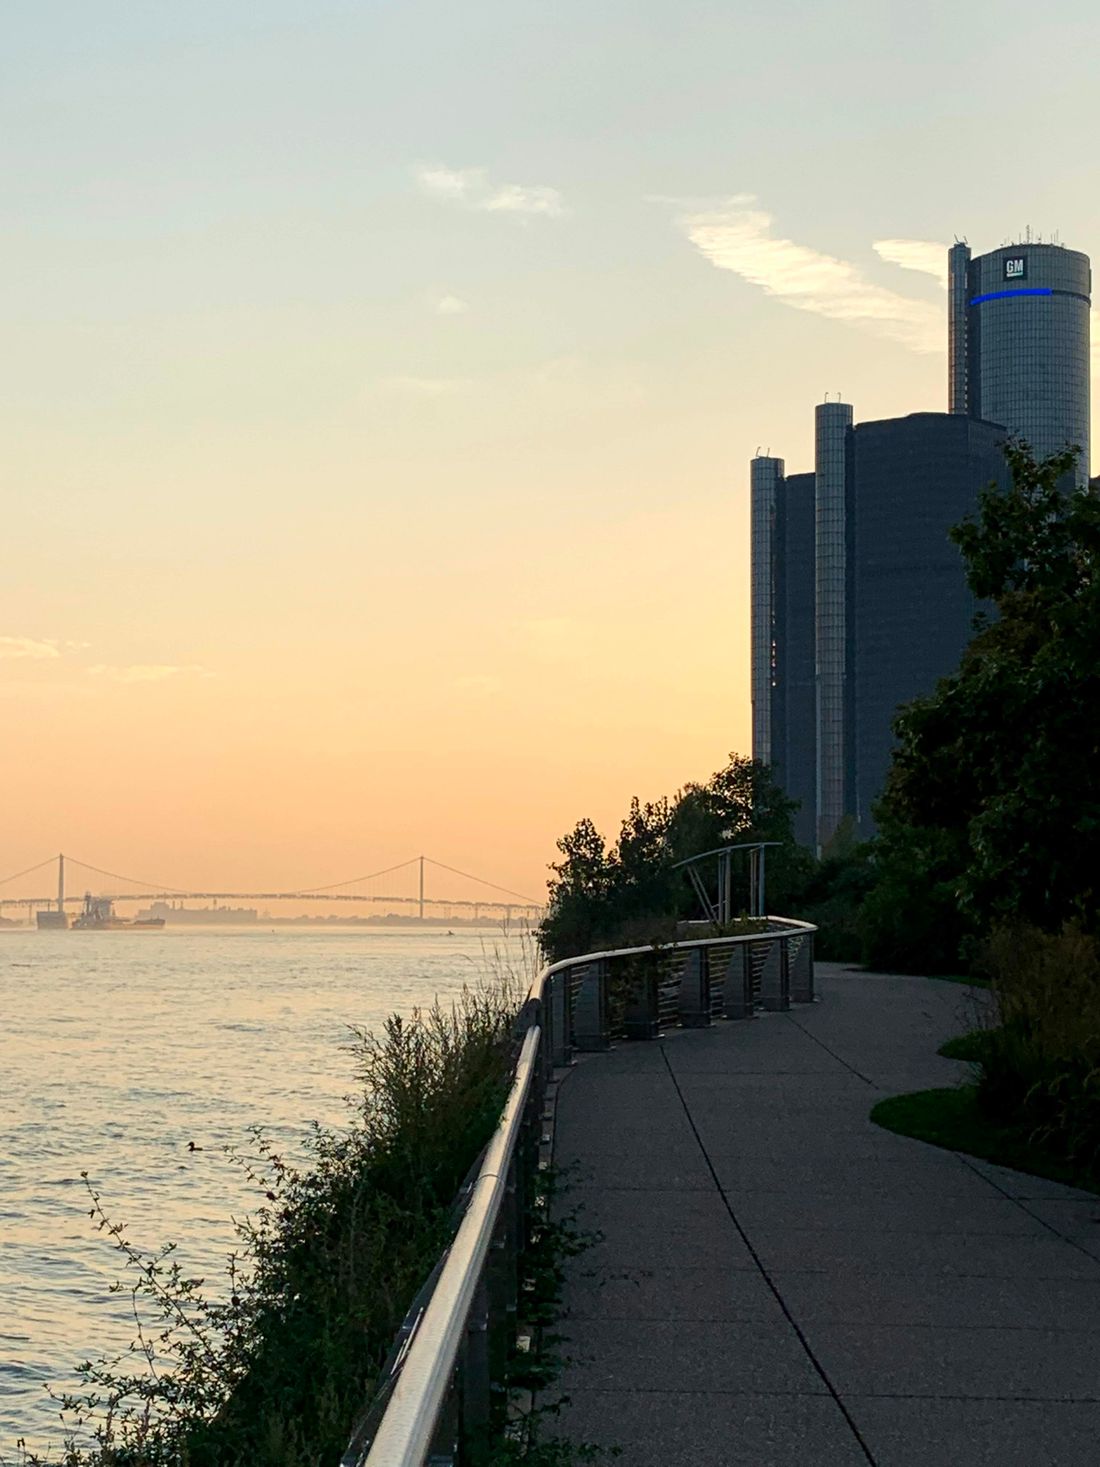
left=857, top=824, right=975, bottom=975
left=25, top=981, right=524, bottom=1467
left=974, top=923, right=1100, bottom=1180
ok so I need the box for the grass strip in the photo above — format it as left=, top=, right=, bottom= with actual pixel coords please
left=871, top=1084, right=1100, bottom=1197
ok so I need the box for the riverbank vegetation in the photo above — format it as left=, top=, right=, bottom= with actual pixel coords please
left=20, top=981, right=530, bottom=1467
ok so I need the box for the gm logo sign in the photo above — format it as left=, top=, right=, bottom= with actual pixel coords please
left=1004, top=256, right=1027, bottom=281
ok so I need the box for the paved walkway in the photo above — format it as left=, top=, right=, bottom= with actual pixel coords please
left=552, top=964, right=1100, bottom=1466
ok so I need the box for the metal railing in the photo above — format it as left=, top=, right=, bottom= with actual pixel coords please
left=347, top=917, right=816, bottom=1467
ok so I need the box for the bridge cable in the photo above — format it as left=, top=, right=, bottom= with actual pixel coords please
left=297, top=856, right=422, bottom=895
left=423, top=857, right=542, bottom=906
left=65, top=855, right=190, bottom=895
left=0, top=855, right=59, bottom=887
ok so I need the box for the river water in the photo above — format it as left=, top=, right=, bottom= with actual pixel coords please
left=0, top=926, right=530, bottom=1453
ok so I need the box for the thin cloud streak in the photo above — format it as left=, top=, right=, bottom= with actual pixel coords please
left=673, top=196, right=943, bottom=354
left=0, top=636, right=62, bottom=660
left=435, top=294, right=470, bottom=315
left=873, top=238, right=949, bottom=287
left=416, top=165, right=565, bottom=218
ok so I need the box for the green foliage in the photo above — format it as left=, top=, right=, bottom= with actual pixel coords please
left=881, top=441, right=1100, bottom=935
left=21, top=983, right=523, bottom=1467
left=856, top=823, right=974, bottom=974
left=974, top=923, right=1100, bottom=1179
left=786, top=837, right=874, bottom=962
left=875, top=924, right=1100, bottom=1195
left=538, top=754, right=806, bottom=961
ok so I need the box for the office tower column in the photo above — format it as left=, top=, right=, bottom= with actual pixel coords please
left=814, top=400, right=853, bottom=851
left=948, top=242, right=971, bottom=414
left=750, top=455, right=783, bottom=766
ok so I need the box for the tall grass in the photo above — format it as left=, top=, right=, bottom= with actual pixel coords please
left=20, top=974, right=527, bottom=1467
left=975, top=923, right=1100, bottom=1181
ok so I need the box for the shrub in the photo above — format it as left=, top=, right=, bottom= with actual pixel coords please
left=23, top=981, right=524, bottom=1467
left=975, top=923, right=1100, bottom=1180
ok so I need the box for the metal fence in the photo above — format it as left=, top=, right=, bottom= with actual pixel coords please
left=347, top=918, right=816, bottom=1467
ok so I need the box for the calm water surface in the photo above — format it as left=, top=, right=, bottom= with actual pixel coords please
left=0, top=927, right=526, bottom=1452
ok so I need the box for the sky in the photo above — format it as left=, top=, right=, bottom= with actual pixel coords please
left=3, top=0, right=1099, bottom=902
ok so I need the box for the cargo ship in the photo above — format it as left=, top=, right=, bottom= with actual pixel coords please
left=72, top=894, right=165, bottom=931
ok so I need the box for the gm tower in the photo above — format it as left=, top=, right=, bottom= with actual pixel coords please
left=949, top=239, right=1091, bottom=481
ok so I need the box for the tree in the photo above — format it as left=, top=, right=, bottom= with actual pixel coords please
left=539, top=754, right=805, bottom=960
left=880, top=442, right=1100, bottom=933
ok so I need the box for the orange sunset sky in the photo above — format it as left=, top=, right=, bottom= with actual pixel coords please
left=4, top=3, right=1099, bottom=900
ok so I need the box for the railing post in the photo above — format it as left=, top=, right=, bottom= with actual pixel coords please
left=573, top=959, right=610, bottom=1051
left=678, top=948, right=711, bottom=1028
left=487, top=1158, right=518, bottom=1396
left=459, top=1274, right=492, bottom=1453
left=549, top=969, right=572, bottom=1067
left=759, top=935, right=790, bottom=1012
left=790, top=931, right=815, bottom=1003
left=427, top=1368, right=459, bottom=1466
left=722, top=944, right=753, bottom=1019
left=623, top=953, right=660, bottom=1039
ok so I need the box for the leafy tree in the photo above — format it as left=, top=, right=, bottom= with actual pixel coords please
left=880, top=442, right=1100, bottom=934
left=539, top=754, right=805, bottom=960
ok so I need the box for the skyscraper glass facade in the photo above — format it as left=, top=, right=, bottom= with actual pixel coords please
left=750, top=459, right=816, bottom=849
left=848, top=414, right=1009, bottom=830
left=814, top=402, right=852, bottom=849
left=950, top=242, right=1091, bottom=481
left=750, top=456, right=783, bottom=766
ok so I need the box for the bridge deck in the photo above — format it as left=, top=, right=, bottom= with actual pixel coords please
left=551, top=963, right=1100, bottom=1466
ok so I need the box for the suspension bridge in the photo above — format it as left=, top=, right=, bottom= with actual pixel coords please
left=0, top=853, right=544, bottom=925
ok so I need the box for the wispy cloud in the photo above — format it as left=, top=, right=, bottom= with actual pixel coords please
left=873, top=238, right=949, bottom=287
left=416, top=165, right=565, bottom=219
left=435, top=294, right=470, bottom=316
left=0, top=636, right=63, bottom=660
left=670, top=196, right=942, bottom=354
left=88, top=663, right=211, bottom=684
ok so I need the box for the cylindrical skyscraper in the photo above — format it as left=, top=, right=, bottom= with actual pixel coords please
left=814, top=399, right=853, bottom=851
left=750, top=455, right=783, bottom=767
left=949, top=240, right=1091, bottom=481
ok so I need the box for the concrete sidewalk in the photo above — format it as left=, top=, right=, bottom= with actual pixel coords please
left=552, top=964, right=1100, bottom=1466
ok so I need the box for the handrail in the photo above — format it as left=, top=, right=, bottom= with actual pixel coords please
left=361, top=1026, right=541, bottom=1465
left=355, top=918, right=817, bottom=1467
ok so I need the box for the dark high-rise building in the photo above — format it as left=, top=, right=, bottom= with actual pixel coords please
left=814, top=401, right=854, bottom=848
left=847, top=414, right=1009, bottom=829
left=949, top=240, right=1091, bottom=481
left=752, top=459, right=816, bottom=847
